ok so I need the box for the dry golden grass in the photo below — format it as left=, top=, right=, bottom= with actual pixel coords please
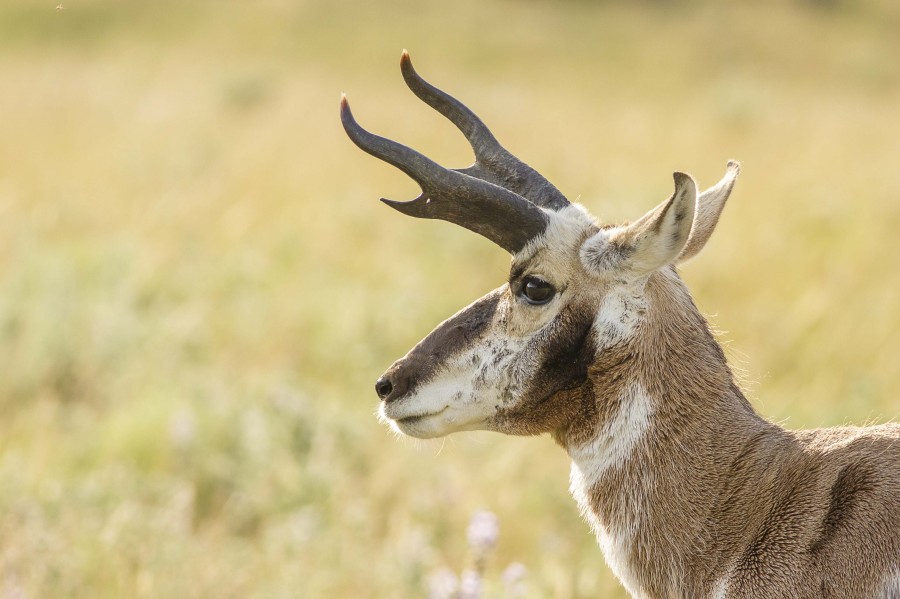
left=0, top=0, right=898, bottom=597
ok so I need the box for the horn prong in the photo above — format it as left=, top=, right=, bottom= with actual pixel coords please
left=398, top=51, right=569, bottom=211
left=341, top=68, right=550, bottom=254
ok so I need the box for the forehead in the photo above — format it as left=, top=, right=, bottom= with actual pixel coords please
left=510, top=204, right=598, bottom=280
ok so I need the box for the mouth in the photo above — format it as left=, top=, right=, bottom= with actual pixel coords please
left=394, top=406, right=448, bottom=425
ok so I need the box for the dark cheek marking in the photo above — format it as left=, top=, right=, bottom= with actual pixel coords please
left=504, top=303, right=596, bottom=417
left=491, top=302, right=599, bottom=437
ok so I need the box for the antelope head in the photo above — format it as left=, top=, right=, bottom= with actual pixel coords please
left=342, top=52, right=739, bottom=440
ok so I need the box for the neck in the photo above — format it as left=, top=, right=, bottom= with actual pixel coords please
left=561, top=270, right=776, bottom=598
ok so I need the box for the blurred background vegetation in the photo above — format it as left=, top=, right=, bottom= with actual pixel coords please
left=0, top=0, right=898, bottom=597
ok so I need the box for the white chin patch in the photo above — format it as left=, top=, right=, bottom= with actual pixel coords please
left=377, top=370, right=495, bottom=439
left=389, top=412, right=451, bottom=439
left=377, top=323, right=529, bottom=439
left=379, top=401, right=482, bottom=439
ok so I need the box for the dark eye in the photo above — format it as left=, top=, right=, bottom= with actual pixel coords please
left=520, top=277, right=555, bottom=305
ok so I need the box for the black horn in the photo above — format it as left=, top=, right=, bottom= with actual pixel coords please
left=340, top=95, right=548, bottom=254
left=399, top=50, right=569, bottom=211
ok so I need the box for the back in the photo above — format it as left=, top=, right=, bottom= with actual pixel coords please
left=737, top=423, right=900, bottom=598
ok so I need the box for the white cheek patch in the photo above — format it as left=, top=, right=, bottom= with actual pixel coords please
left=383, top=331, right=532, bottom=437
left=593, top=283, right=648, bottom=350
left=579, top=227, right=650, bottom=351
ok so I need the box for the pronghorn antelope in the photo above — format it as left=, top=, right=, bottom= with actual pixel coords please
left=341, top=52, right=900, bottom=599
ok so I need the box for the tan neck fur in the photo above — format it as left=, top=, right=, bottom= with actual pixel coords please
left=560, top=271, right=779, bottom=597
left=557, top=269, right=900, bottom=599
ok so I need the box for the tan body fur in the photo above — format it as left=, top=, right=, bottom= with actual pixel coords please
left=561, top=268, right=900, bottom=598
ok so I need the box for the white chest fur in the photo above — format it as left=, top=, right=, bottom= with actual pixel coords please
left=568, top=383, right=653, bottom=598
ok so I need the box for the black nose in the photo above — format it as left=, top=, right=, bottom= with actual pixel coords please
left=375, top=377, right=393, bottom=400
left=374, top=372, right=409, bottom=402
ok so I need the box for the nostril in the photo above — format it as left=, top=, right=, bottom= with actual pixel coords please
left=375, top=377, right=394, bottom=400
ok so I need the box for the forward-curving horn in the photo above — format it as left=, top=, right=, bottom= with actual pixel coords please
left=399, top=50, right=569, bottom=211
left=340, top=95, right=548, bottom=254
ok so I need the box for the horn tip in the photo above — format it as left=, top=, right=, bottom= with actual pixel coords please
left=339, top=94, right=354, bottom=126
left=381, top=197, right=409, bottom=207
left=400, top=49, right=414, bottom=75
left=381, top=197, right=410, bottom=213
left=381, top=196, right=428, bottom=216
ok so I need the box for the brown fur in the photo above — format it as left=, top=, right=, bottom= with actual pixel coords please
left=563, top=271, right=900, bottom=598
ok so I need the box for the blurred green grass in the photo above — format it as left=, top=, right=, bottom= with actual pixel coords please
left=0, top=0, right=898, bottom=597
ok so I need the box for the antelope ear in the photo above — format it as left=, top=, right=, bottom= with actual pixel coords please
left=676, top=160, right=740, bottom=264
left=581, top=172, right=697, bottom=277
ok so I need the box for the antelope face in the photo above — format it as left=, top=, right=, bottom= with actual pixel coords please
left=375, top=208, right=600, bottom=438
left=343, top=52, right=739, bottom=440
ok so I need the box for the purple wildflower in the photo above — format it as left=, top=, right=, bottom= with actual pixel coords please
left=502, top=562, right=528, bottom=598
left=459, top=568, right=483, bottom=599
left=466, top=510, right=499, bottom=556
left=427, top=567, right=459, bottom=599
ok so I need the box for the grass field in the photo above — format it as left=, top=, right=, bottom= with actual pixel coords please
left=1, top=1, right=899, bottom=597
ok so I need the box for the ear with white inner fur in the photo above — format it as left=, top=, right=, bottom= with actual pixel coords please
left=676, top=160, right=740, bottom=264
left=581, top=172, right=697, bottom=277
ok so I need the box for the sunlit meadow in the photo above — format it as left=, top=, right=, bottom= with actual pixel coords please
left=0, top=1, right=899, bottom=597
